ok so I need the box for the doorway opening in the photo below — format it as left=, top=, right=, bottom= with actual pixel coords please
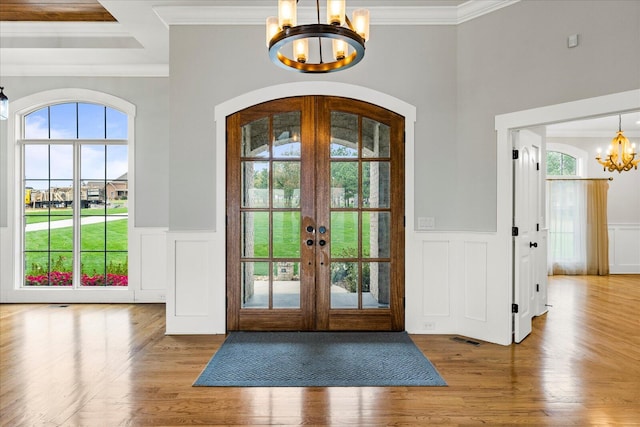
left=500, top=89, right=640, bottom=343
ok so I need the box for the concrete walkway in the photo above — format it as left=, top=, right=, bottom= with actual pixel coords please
left=26, top=215, right=127, bottom=232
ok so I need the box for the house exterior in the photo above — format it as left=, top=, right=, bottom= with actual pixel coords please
left=1, top=0, right=639, bottom=345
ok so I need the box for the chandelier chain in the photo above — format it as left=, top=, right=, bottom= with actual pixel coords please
left=316, top=0, right=324, bottom=64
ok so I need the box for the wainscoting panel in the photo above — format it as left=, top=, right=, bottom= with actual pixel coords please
left=608, top=224, right=640, bottom=274
left=128, top=227, right=167, bottom=302
left=407, top=232, right=510, bottom=345
left=463, top=241, right=488, bottom=322
left=174, top=240, right=209, bottom=316
left=166, top=231, right=225, bottom=334
left=421, top=241, right=450, bottom=317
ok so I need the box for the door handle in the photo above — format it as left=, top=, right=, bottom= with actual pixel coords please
left=306, top=239, right=314, bottom=246
left=530, top=242, right=538, bottom=248
left=318, top=239, right=326, bottom=246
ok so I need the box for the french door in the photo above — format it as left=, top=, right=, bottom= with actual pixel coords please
left=226, top=96, right=404, bottom=331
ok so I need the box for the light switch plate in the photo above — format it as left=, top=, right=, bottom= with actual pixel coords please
left=418, top=217, right=435, bottom=230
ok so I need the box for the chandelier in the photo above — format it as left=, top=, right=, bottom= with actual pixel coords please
left=595, top=114, right=639, bottom=173
left=266, top=0, right=370, bottom=73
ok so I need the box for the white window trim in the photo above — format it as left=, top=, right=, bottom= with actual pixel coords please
left=546, top=142, right=587, bottom=178
left=2, top=88, right=137, bottom=302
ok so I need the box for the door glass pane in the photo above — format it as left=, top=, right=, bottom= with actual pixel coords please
left=330, top=112, right=358, bottom=158
left=362, top=162, right=390, bottom=208
left=331, top=262, right=358, bottom=308
left=330, top=211, right=358, bottom=257
left=362, top=212, right=390, bottom=258
left=242, top=261, right=269, bottom=308
left=273, top=262, right=300, bottom=308
left=273, top=211, right=300, bottom=258
left=273, top=112, right=301, bottom=158
left=242, top=161, right=269, bottom=208
left=363, top=262, right=390, bottom=308
left=362, top=118, right=390, bottom=158
left=242, top=212, right=269, bottom=258
left=331, top=162, right=358, bottom=208
left=242, top=117, right=269, bottom=158
left=273, top=161, right=300, bottom=208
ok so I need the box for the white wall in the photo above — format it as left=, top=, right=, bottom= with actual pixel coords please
left=457, top=0, right=640, bottom=231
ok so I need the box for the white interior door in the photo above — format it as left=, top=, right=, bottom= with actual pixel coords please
left=513, top=128, right=543, bottom=343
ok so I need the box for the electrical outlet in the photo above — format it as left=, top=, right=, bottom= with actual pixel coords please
left=423, top=322, right=436, bottom=330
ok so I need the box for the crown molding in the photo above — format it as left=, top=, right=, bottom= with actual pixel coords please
left=153, top=0, right=520, bottom=26
left=457, top=0, right=520, bottom=24
left=0, top=63, right=169, bottom=77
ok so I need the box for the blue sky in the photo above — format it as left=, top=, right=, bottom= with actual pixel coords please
left=24, top=103, right=128, bottom=189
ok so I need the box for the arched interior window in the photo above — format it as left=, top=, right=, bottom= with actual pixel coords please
left=546, top=151, right=577, bottom=176
left=21, top=102, right=128, bottom=287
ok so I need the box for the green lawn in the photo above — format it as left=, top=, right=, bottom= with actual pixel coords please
left=24, top=210, right=386, bottom=279
left=25, top=207, right=128, bottom=224
left=247, top=211, right=379, bottom=276
left=25, top=219, right=128, bottom=276
left=248, top=211, right=370, bottom=258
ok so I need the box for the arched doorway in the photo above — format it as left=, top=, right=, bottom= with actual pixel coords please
left=226, top=96, right=405, bottom=331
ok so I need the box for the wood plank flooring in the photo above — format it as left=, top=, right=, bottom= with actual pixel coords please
left=1, top=275, right=639, bottom=426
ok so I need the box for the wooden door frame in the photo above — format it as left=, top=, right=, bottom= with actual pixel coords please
left=212, top=82, right=416, bottom=334
left=226, top=95, right=405, bottom=331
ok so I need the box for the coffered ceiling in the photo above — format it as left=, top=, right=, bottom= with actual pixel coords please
left=0, top=0, right=516, bottom=77
left=0, top=0, right=115, bottom=22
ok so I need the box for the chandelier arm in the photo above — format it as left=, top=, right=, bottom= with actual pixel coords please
left=344, top=15, right=354, bottom=31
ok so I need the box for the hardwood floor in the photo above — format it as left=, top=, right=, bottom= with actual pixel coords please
left=1, top=275, right=639, bottom=426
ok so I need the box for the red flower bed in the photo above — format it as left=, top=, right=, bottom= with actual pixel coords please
left=25, top=272, right=128, bottom=286
left=82, top=273, right=128, bottom=286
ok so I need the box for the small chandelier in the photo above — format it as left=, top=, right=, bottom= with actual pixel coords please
left=266, top=0, right=370, bottom=73
left=595, top=114, right=639, bottom=173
